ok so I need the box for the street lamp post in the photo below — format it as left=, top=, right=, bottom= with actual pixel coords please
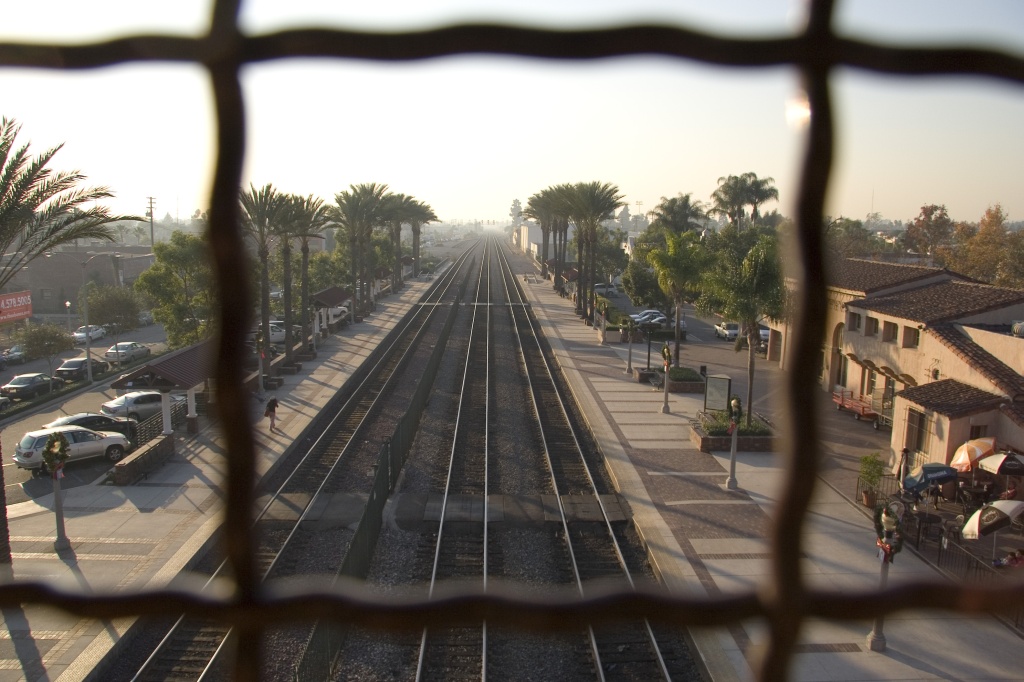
left=48, top=252, right=106, bottom=383
left=625, top=320, right=635, bottom=375
left=65, top=301, right=71, bottom=332
left=725, top=397, right=742, bottom=490
left=661, top=341, right=671, bottom=414
left=867, top=506, right=900, bottom=652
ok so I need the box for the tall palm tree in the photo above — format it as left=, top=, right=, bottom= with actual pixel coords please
left=523, top=190, right=556, bottom=279
left=277, top=194, right=330, bottom=363
left=239, top=183, right=287, bottom=362
left=0, top=117, right=131, bottom=570
left=408, top=199, right=438, bottom=278
left=564, top=182, right=624, bottom=323
left=742, top=172, right=779, bottom=223
left=710, top=175, right=749, bottom=228
left=696, top=232, right=784, bottom=426
left=290, top=196, right=331, bottom=345
left=381, top=192, right=417, bottom=294
left=647, top=230, right=706, bottom=366
left=333, top=183, right=388, bottom=317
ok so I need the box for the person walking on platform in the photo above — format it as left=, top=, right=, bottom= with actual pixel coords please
left=265, top=396, right=280, bottom=433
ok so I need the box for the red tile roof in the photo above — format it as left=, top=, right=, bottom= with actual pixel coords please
left=848, top=281, right=1024, bottom=324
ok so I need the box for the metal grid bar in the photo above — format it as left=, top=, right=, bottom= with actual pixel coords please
left=2, top=1, right=1024, bottom=680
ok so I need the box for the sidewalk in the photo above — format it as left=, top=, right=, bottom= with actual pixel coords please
left=520, top=272, right=1024, bottom=682
left=0, top=280, right=431, bottom=682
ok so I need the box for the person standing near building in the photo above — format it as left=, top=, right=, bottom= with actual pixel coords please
left=265, top=396, right=280, bottom=433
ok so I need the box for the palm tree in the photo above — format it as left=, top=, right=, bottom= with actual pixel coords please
left=381, top=192, right=417, bottom=294
left=710, top=175, right=749, bottom=228
left=409, top=200, right=438, bottom=277
left=523, top=190, right=556, bottom=279
left=647, top=230, right=706, bottom=366
left=290, top=196, right=331, bottom=345
left=333, top=183, right=388, bottom=316
left=277, top=194, right=330, bottom=363
left=564, top=182, right=625, bottom=323
left=742, top=172, right=779, bottom=223
left=647, top=193, right=708, bottom=240
left=0, top=117, right=132, bottom=570
left=239, top=183, right=287, bottom=361
left=696, top=231, right=785, bottom=426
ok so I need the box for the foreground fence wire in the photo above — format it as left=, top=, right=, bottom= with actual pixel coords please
left=2, top=2, right=1024, bottom=681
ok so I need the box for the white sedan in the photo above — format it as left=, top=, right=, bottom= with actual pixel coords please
left=104, top=341, right=151, bottom=364
left=73, top=325, right=105, bottom=344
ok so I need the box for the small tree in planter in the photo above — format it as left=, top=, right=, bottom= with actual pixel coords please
left=859, top=451, right=886, bottom=507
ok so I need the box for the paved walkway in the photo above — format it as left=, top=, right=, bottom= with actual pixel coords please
left=519, top=271, right=1024, bottom=681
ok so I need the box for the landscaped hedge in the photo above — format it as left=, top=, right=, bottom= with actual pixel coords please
left=699, top=409, right=773, bottom=436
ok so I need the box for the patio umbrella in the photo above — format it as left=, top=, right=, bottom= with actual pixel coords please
left=961, top=500, right=1024, bottom=540
left=950, top=437, right=997, bottom=473
left=902, top=463, right=958, bottom=495
left=977, top=452, right=1024, bottom=477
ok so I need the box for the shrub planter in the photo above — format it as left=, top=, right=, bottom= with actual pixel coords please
left=667, top=378, right=705, bottom=393
left=688, top=421, right=775, bottom=453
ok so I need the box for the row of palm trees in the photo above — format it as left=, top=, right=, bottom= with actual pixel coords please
left=238, top=183, right=437, bottom=366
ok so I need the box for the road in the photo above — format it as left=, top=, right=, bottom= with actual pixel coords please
left=1, top=323, right=169, bottom=506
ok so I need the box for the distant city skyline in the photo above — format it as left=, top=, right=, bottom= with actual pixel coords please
left=3, top=1, right=1023, bottom=229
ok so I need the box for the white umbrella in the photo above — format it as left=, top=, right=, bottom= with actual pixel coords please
left=961, top=500, right=1024, bottom=560
left=977, top=452, right=1024, bottom=477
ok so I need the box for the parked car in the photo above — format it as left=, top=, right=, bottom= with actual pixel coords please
left=629, top=309, right=664, bottom=323
left=758, top=323, right=770, bottom=342
left=14, top=425, right=131, bottom=473
left=72, top=325, right=105, bottom=344
left=43, top=412, right=138, bottom=443
left=0, top=396, right=11, bottom=412
left=138, top=310, right=154, bottom=325
left=3, top=345, right=27, bottom=364
left=594, top=283, right=618, bottom=296
left=0, top=373, right=64, bottom=400
left=101, top=390, right=185, bottom=422
left=104, top=341, right=151, bottom=364
left=715, top=321, right=740, bottom=341
left=247, top=323, right=286, bottom=345
left=54, top=357, right=111, bottom=382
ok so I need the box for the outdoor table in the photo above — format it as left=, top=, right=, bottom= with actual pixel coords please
left=907, top=511, right=943, bottom=548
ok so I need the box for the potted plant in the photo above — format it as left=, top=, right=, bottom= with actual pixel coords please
left=859, top=451, right=886, bottom=507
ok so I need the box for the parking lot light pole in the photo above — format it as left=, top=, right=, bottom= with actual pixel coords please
left=48, top=252, right=104, bottom=383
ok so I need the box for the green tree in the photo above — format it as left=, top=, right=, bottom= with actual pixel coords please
left=696, top=229, right=785, bottom=426
left=18, top=323, right=73, bottom=382
left=743, top=172, right=779, bottom=223
left=523, top=189, right=557, bottom=279
left=563, top=181, right=624, bottom=322
left=381, top=192, right=417, bottom=295
left=87, top=285, right=142, bottom=344
left=647, top=230, right=706, bottom=366
left=996, top=229, right=1024, bottom=290
left=135, top=231, right=216, bottom=348
left=621, top=258, right=668, bottom=310
left=595, top=227, right=629, bottom=287
left=290, top=195, right=331, bottom=348
left=275, top=194, right=331, bottom=363
left=710, top=175, right=748, bottom=227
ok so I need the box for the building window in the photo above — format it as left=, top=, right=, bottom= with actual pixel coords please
left=40, top=288, right=53, bottom=301
left=906, top=408, right=930, bottom=454
left=882, top=321, right=898, bottom=342
left=848, top=312, right=861, bottom=332
left=902, top=326, right=920, bottom=348
left=865, top=316, right=879, bottom=337
left=970, top=425, right=988, bottom=439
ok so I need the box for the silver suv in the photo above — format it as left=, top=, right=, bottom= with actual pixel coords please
left=14, top=425, right=130, bottom=474
left=101, top=391, right=184, bottom=422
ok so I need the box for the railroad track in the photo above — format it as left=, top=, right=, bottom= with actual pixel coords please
left=124, top=246, right=481, bottom=682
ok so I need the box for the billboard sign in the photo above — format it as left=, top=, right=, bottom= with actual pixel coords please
left=0, top=291, right=33, bottom=324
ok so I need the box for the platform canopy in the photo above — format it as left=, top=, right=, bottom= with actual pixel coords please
left=310, top=286, right=353, bottom=309
left=110, top=339, right=214, bottom=392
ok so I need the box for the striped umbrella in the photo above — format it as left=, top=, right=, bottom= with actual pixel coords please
left=950, top=437, right=996, bottom=473
left=977, top=452, right=1024, bottom=476
left=961, top=500, right=1024, bottom=540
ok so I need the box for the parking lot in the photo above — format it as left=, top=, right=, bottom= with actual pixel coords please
left=0, top=323, right=168, bottom=505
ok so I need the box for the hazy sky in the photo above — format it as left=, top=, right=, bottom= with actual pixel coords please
left=2, top=1, right=1023, bottom=227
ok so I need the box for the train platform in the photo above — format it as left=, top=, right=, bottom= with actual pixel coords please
left=519, top=274, right=1024, bottom=681
left=0, top=280, right=432, bottom=682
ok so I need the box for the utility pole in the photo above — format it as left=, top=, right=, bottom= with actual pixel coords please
left=146, top=197, right=156, bottom=246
